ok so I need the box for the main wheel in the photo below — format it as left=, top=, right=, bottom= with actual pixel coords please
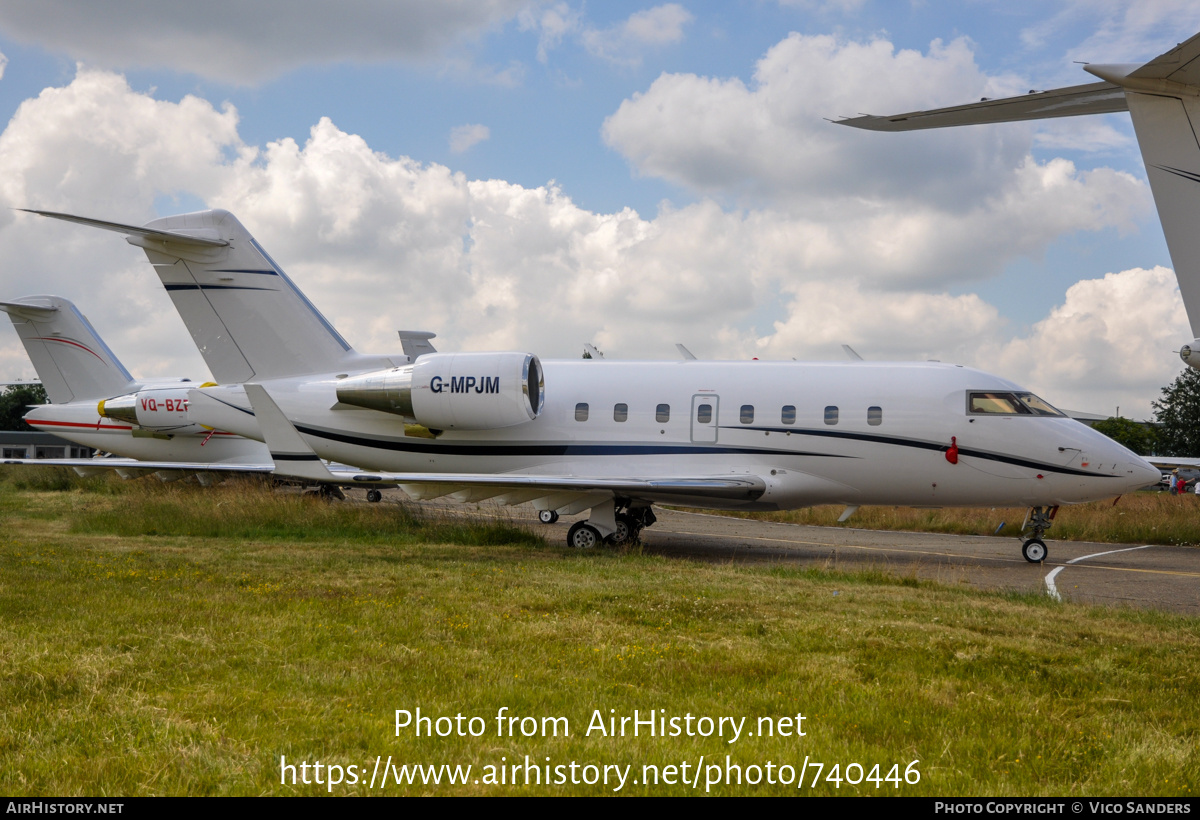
left=538, top=510, right=559, bottom=524
left=1022, top=538, right=1047, bottom=563
left=366, top=489, right=382, bottom=503
left=567, top=522, right=602, bottom=549
left=609, top=513, right=639, bottom=545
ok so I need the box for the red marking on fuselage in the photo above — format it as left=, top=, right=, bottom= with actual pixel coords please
left=28, top=419, right=132, bottom=431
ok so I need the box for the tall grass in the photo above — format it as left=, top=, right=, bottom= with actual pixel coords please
left=728, top=491, right=1200, bottom=546
left=65, top=477, right=542, bottom=546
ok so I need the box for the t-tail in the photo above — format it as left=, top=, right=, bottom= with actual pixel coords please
left=0, top=295, right=137, bottom=403
left=836, top=30, right=1200, bottom=369
left=21, top=209, right=399, bottom=382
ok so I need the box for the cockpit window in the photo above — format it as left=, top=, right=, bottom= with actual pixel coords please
left=967, top=391, right=1064, bottom=417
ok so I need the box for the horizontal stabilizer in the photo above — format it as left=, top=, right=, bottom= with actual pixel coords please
left=20, top=209, right=228, bottom=247
left=0, top=298, right=57, bottom=318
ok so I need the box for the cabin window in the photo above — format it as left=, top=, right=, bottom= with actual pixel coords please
left=781, top=405, right=796, bottom=425
left=967, top=391, right=1064, bottom=417
left=824, top=405, right=839, bottom=425
left=656, top=404, right=671, bottom=423
left=740, top=405, right=754, bottom=424
left=575, top=402, right=589, bottom=422
left=696, top=403, right=712, bottom=424
left=613, top=403, right=628, bottom=422
left=868, top=406, right=882, bottom=426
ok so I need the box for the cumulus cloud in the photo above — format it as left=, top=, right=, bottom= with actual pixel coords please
left=0, top=58, right=1177, bottom=421
left=519, top=2, right=583, bottom=64
left=582, top=3, right=693, bottom=66
left=604, top=34, right=1055, bottom=207
left=449, top=124, right=491, bottom=154
left=1022, top=0, right=1200, bottom=68
left=988, top=267, right=1190, bottom=418
left=603, top=33, right=1149, bottom=289
left=521, top=3, right=692, bottom=67
left=0, top=0, right=529, bottom=83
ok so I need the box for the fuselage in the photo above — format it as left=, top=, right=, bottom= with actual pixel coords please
left=24, top=396, right=269, bottom=464
left=187, top=359, right=1159, bottom=510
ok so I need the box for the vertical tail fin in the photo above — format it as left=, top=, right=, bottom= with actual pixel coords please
left=1113, top=87, right=1200, bottom=337
left=24, top=209, right=397, bottom=382
left=0, top=295, right=137, bottom=403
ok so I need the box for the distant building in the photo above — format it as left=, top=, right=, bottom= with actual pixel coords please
left=0, top=431, right=93, bottom=460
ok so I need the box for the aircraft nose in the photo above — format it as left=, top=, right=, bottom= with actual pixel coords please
left=1130, top=455, right=1162, bottom=490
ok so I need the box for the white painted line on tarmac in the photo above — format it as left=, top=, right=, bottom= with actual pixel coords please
left=1044, top=544, right=1156, bottom=601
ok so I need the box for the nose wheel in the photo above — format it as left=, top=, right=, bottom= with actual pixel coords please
left=1019, top=506, right=1057, bottom=563
left=1022, top=538, right=1047, bottom=564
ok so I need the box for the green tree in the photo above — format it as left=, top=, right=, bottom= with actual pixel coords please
left=0, top=383, right=48, bottom=431
left=1090, top=416, right=1156, bottom=455
left=1152, top=368, right=1200, bottom=456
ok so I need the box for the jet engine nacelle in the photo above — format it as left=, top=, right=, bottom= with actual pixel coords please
left=1181, top=340, right=1200, bottom=370
left=336, top=352, right=544, bottom=430
left=97, top=387, right=204, bottom=432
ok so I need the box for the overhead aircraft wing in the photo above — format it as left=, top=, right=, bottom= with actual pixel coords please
left=242, top=384, right=767, bottom=509
left=835, top=81, right=1127, bottom=131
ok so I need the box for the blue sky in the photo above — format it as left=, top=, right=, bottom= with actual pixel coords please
left=0, top=1, right=1196, bottom=416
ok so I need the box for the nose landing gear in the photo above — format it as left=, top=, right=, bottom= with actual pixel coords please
left=1020, top=505, right=1057, bottom=563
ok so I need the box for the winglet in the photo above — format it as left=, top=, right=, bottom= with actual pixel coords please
left=243, top=384, right=336, bottom=481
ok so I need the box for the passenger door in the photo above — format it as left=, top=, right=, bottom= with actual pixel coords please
left=691, top=394, right=719, bottom=443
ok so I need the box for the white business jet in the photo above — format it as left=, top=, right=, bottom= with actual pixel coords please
left=0, top=294, right=271, bottom=479
left=19, top=209, right=1158, bottom=562
left=836, top=28, right=1200, bottom=375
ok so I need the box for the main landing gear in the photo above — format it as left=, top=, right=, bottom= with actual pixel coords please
left=1020, top=505, right=1057, bottom=563
left=564, top=500, right=657, bottom=549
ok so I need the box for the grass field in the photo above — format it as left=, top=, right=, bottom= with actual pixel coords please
left=1, top=469, right=1198, bottom=796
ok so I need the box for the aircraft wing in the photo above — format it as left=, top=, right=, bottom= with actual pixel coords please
left=242, top=384, right=767, bottom=508
left=1145, top=456, right=1200, bottom=470
left=835, top=81, right=1127, bottom=131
